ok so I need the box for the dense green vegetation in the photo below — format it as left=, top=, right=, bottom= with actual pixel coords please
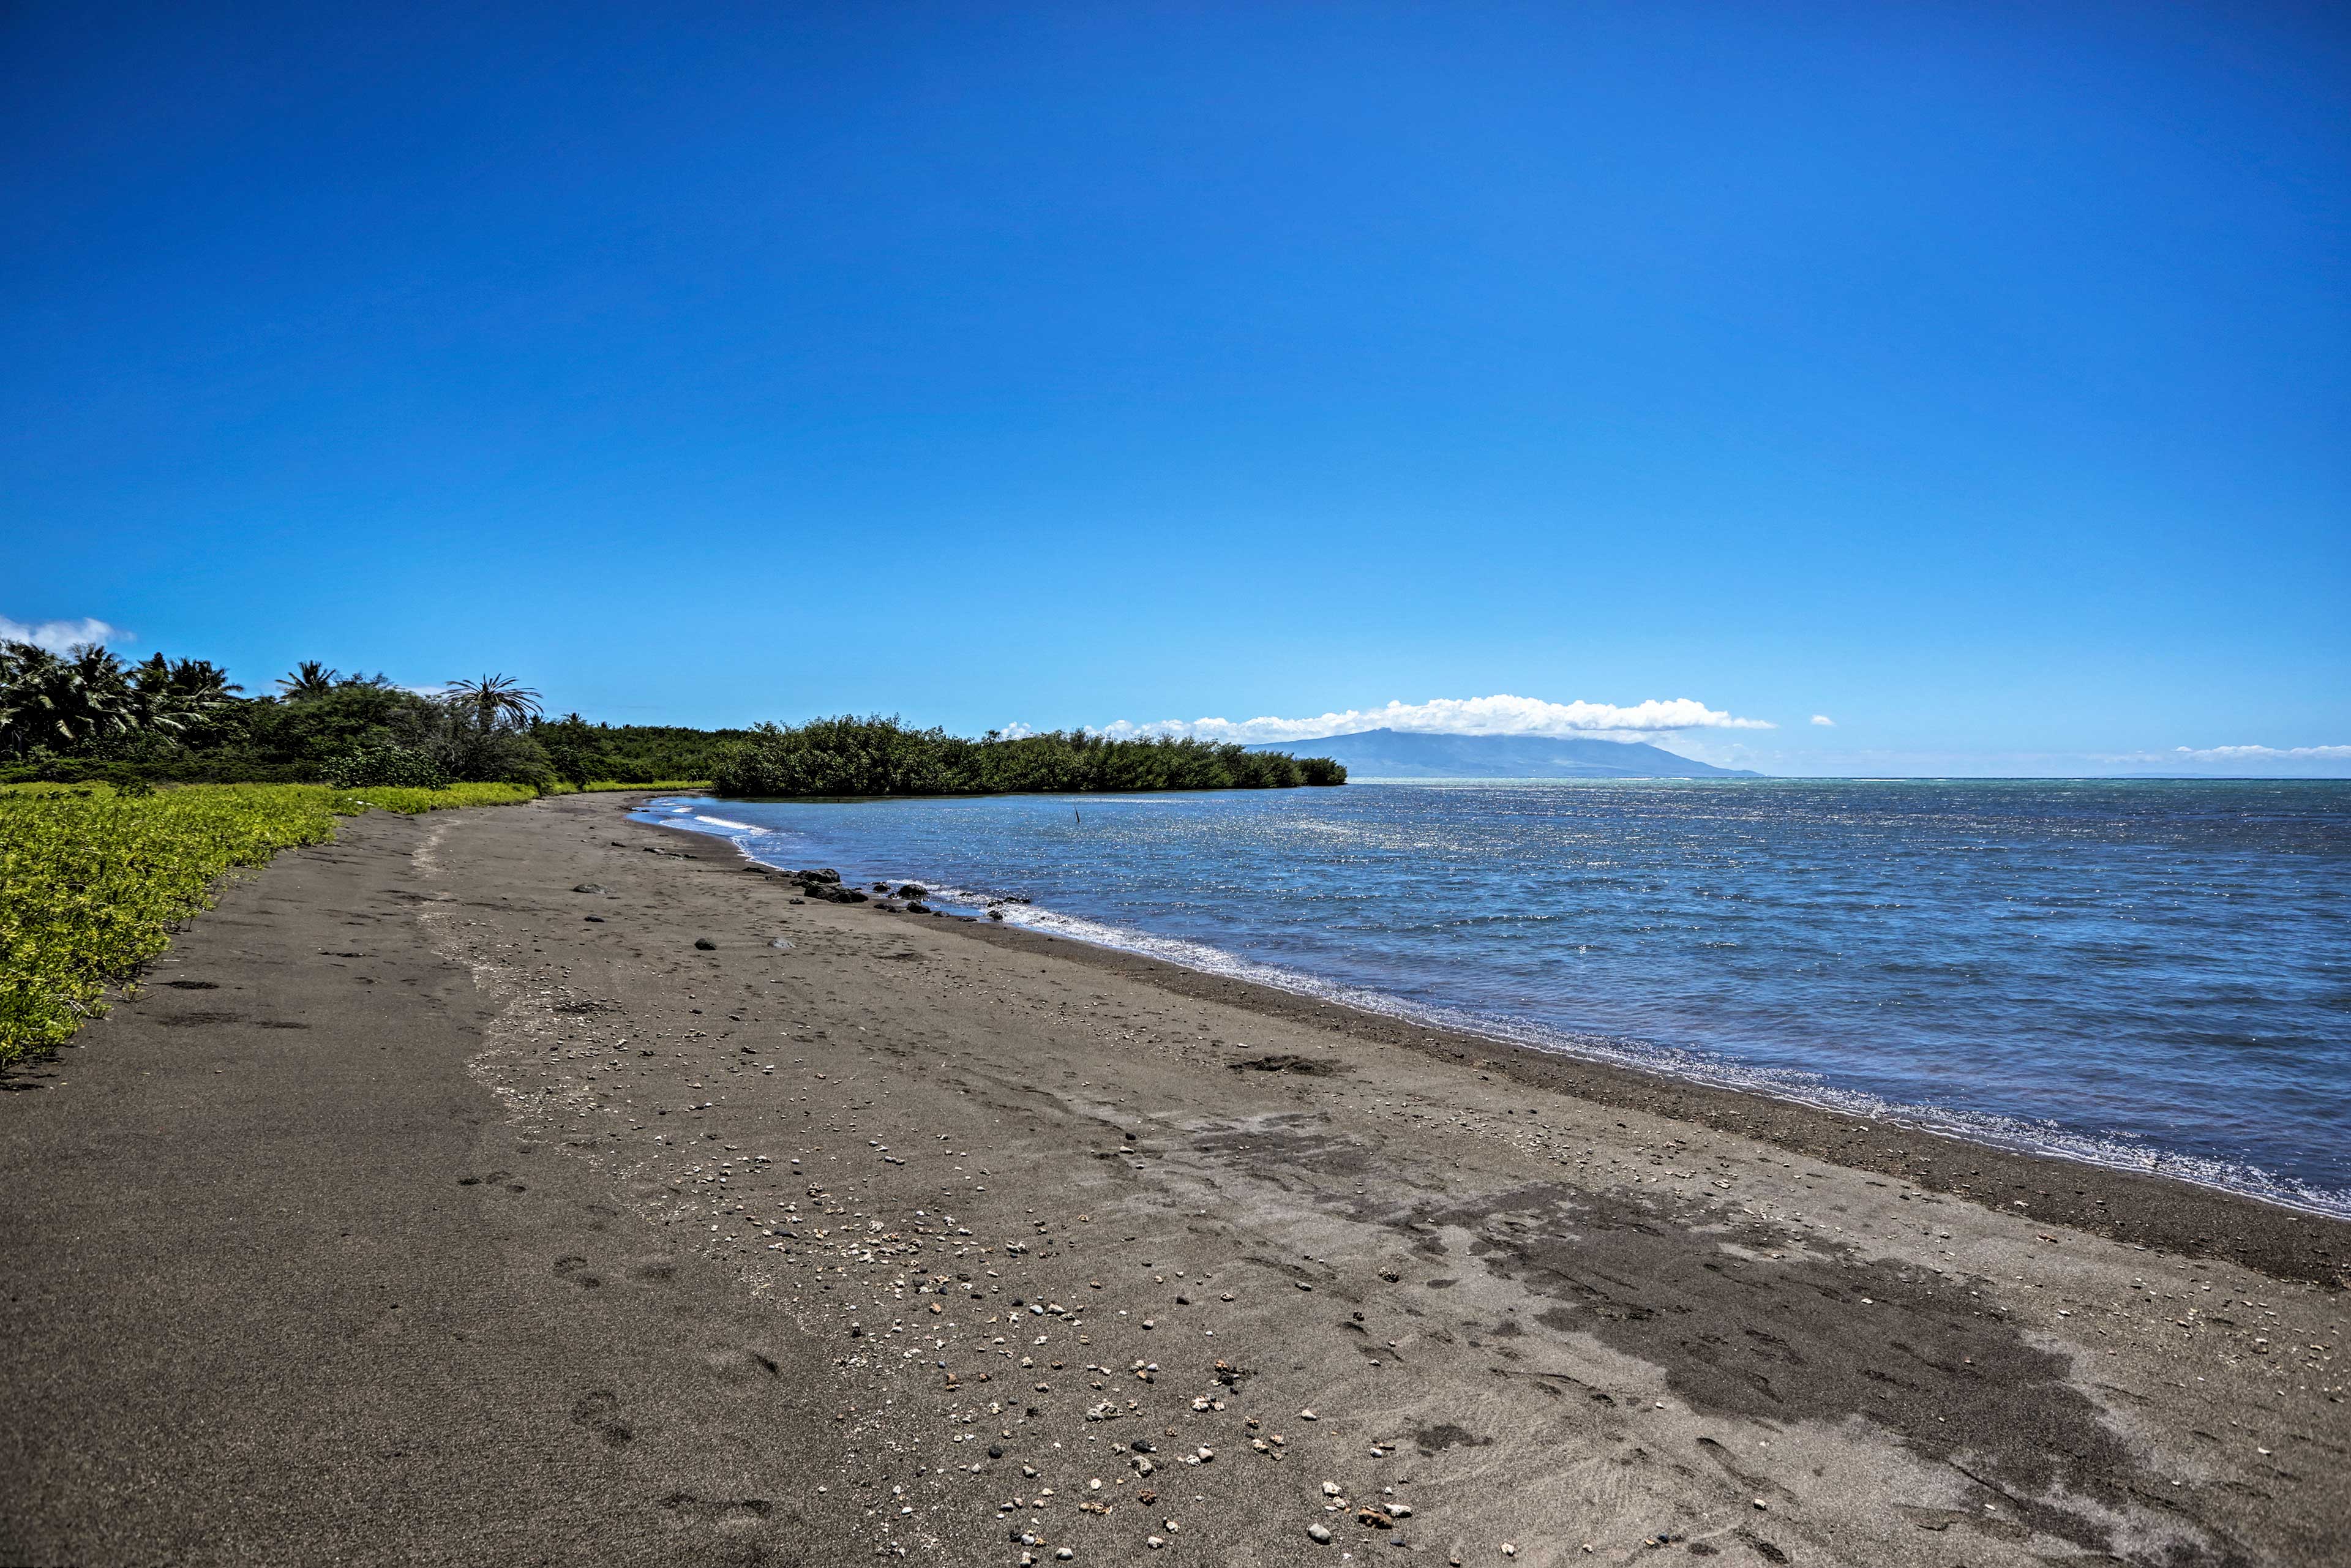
left=0, top=781, right=535, bottom=1065
left=0, top=651, right=1342, bottom=1063
left=0, top=640, right=740, bottom=789
left=711, top=715, right=1346, bottom=797
left=1, top=640, right=1337, bottom=797
left=531, top=717, right=743, bottom=787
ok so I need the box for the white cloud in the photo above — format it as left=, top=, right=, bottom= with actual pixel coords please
left=1810, top=714, right=1835, bottom=727
left=1092, top=694, right=1775, bottom=744
left=1, top=615, right=127, bottom=652
left=2063, top=744, right=2351, bottom=776
left=2169, top=743, right=2351, bottom=762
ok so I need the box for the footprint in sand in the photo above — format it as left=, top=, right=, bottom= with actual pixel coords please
left=551, top=1255, right=604, bottom=1288
left=569, top=1390, right=633, bottom=1448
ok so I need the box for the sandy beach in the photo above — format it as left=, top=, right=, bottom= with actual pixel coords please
left=5, top=789, right=2346, bottom=1567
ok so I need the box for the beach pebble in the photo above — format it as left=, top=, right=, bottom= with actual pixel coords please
left=572, top=883, right=607, bottom=894
left=694, top=938, right=716, bottom=950
left=1307, top=1522, right=1333, bottom=1544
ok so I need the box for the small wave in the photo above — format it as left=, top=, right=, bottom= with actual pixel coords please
left=645, top=801, right=798, bottom=861
left=977, top=900, right=2351, bottom=1218
left=636, top=805, right=2351, bottom=1222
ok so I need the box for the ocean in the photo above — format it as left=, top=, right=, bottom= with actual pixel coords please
left=639, top=779, right=2351, bottom=1217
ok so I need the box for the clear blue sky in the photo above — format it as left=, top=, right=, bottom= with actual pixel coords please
left=6, top=2, right=2345, bottom=775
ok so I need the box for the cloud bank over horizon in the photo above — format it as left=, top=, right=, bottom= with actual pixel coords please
left=2164, top=743, right=2351, bottom=763
left=1090, top=694, right=1776, bottom=745
left=1665, top=740, right=2351, bottom=778
left=1, top=615, right=125, bottom=653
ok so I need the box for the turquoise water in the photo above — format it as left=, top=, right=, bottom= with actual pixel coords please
left=640, top=779, right=2351, bottom=1216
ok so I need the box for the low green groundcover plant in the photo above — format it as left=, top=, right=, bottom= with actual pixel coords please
left=0, top=781, right=533, bottom=1064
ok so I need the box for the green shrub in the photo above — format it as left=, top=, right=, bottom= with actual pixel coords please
left=323, top=745, right=451, bottom=790
left=713, top=716, right=964, bottom=797
left=429, top=730, right=553, bottom=788
left=710, top=716, right=1348, bottom=798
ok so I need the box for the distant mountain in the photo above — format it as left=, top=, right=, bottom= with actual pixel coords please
left=1250, top=728, right=1761, bottom=779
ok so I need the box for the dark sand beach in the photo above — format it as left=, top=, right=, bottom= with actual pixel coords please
left=6, top=790, right=2346, bottom=1566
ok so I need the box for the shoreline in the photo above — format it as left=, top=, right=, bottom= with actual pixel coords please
left=939, top=918, right=2351, bottom=1289
left=11, top=789, right=2345, bottom=1566
left=648, top=803, right=2351, bottom=1290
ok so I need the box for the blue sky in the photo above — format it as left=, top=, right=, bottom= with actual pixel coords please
left=5, top=2, right=2346, bottom=775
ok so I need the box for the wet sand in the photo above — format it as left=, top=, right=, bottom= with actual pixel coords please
left=4, top=790, right=2346, bottom=1566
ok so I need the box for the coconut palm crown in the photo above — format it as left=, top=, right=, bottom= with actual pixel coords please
left=444, top=673, right=542, bottom=735
left=0, top=642, right=144, bottom=756
left=276, top=661, right=340, bottom=700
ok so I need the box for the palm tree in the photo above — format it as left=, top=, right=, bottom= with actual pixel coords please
left=133, top=654, right=239, bottom=705
left=277, top=661, right=340, bottom=700
left=0, top=641, right=141, bottom=755
left=0, top=642, right=59, bottom=756
left=444, top=673, right=542, bottom=735
left=130, top=654, right=241, bottom=734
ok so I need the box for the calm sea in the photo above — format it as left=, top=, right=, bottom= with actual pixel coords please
left=640, top=780, right=2351, bottom=1217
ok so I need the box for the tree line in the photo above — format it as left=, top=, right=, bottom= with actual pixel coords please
left=1, top=640, right=1343, bottom=795
left=0, top=641, right=740, bottom=789
left=710, top=715, right=1344, bottom=795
